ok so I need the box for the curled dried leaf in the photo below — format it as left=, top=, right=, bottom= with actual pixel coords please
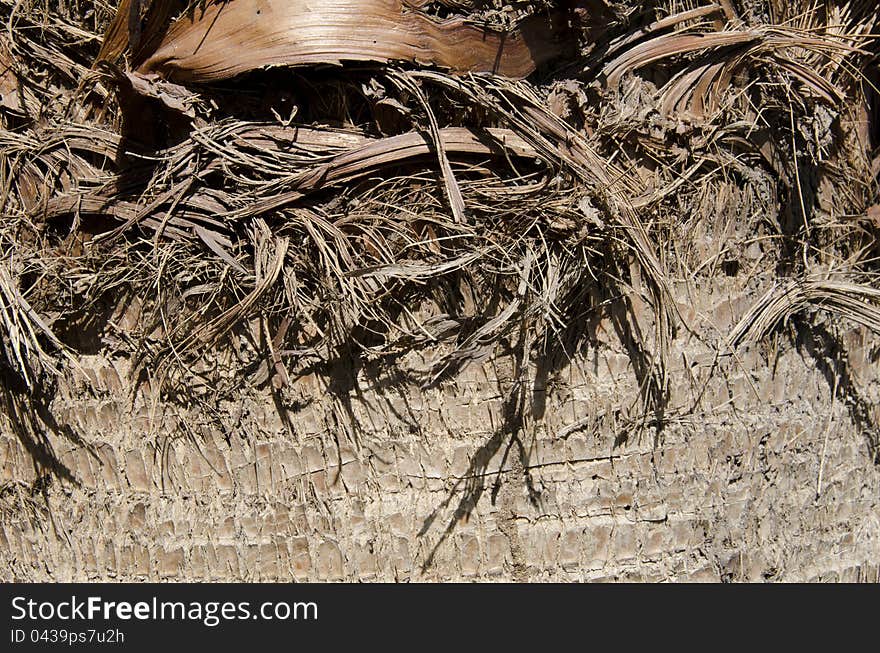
left=98, top=0, right=580, bottom=81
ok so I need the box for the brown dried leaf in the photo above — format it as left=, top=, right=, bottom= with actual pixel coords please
left=99, top=0, right=575, bottom=81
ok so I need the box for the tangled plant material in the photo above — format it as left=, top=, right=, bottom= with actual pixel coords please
left=1, top=0, right=880, bottom=481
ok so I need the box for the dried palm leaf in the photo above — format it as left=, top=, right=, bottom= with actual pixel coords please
left=602, top=7, right=869, bottom=120
left=728, top=274, right=880, bottom=348
left=37, top=124, right=539, bottom=231
left=98, top=0, right=579, bottom=81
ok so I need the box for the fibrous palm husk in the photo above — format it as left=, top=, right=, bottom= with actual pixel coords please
left=2, top=0, right=880, bottom=476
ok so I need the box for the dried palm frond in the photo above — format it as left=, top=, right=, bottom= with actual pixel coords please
left=599, top=3, right=874, bottom=120
left=97, top=0, right=582, bottom=81
left=728, top=273, right=880, bottom=348
left=0, top=258, right=64, bottom=387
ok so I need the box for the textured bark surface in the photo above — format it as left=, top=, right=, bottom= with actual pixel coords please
left=3, top=274, right=880, bottom=582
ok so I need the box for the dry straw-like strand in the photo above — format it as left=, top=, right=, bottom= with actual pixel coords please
left=728, top=275, right=880, bottom=349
